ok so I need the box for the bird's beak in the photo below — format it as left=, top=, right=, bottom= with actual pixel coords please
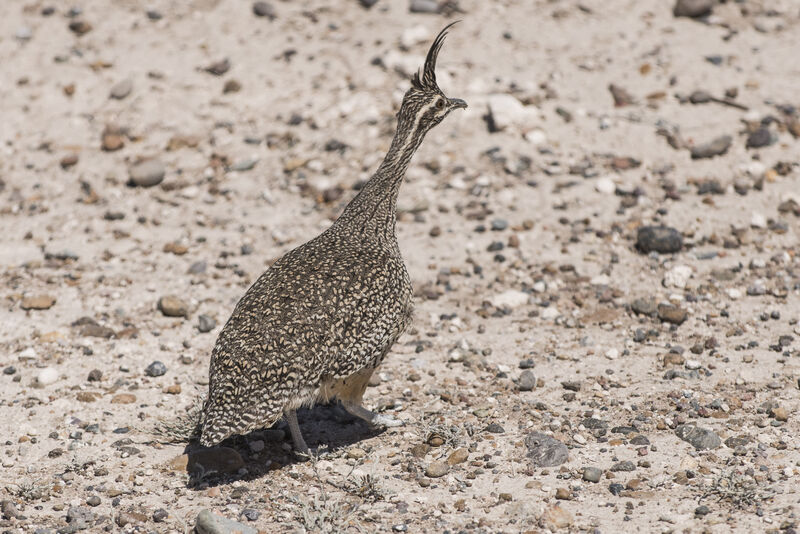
left=449, top=98, right=468, bottom=110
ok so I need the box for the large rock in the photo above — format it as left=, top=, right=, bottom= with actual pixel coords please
left=195, top=509, right=257, bottom=534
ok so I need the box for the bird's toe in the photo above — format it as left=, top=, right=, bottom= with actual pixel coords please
left=372, top=413, right=404, bottom=428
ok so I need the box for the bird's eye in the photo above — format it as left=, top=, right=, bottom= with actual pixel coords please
left=436, top=99, right=445, bottom=109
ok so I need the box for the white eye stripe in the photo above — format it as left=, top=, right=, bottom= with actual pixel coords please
left=394, top=99, right=437, bottom=158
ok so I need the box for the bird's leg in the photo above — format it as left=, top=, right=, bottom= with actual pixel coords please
left=341, top=400, right=404, bottom=428
left=284, top=409, right=309, bottom=455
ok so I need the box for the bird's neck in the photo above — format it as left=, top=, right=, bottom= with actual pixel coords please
left=334, top=114, right=427, bottom=243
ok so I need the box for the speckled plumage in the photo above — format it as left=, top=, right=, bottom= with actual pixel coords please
left=199, top=23, right=466, bottom=451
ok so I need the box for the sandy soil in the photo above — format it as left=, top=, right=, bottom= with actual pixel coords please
left=1, top=0, right=800, bottom=532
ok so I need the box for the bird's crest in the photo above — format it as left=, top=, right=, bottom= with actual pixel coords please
left=411, top=21, right=459, bottom=92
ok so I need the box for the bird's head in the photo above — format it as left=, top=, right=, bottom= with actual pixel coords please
left=397, top=22, right=467, bottom=134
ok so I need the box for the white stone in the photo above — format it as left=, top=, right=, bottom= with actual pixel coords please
left=745, top=161, right=766, bottom=178
left=541, top=307, right=560, bottom=320
left=486, top=94, right=539, bottom=131
left=532, top=281, right=546, bottom=293
left=400, top=25, right=431, bottom=49
left=573, top=434, right=587, bottom=445
left=523, top=129, right=547, bottom=145
left=595, top=177, right=616, bottom=194
left=685, top=360, right=701, bottom=370
left=590, top=274, right=611, bottom=286
left=37, top=367, right=58, bottom=385
left=663, top=265, right=692, bottom=289
left=727, top=288, right=742, bottom=300
left=18, top=347, right=37, bottom=360
left=605, top=348, right=619, bottom=360
left=490, top=289, right=529, bottom=309
left=179, top=186, right=199, bottom=199
left=750, top=212, right=767, bottom=229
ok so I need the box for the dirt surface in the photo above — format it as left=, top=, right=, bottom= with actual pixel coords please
left=2, top=0, right=800, bottom=532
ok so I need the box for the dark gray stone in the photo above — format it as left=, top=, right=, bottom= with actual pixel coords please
left=145, top=361, right=167, bottom=377
left=525, top=432, right=569, bottom=467
left=581, top=417, right=608, bottom=437
left=636, top=226, right=683, bottom=254
left=673, top=0, right=714, bottom=18
left=676, top=424, right=721, bottom=450
left=611, top=460, right=636, bottom=472
left=746, top=127, right=773, bottom=149
left=252, top=1, right=276, bottom=18
left=518, top=370, right=536, bottom=391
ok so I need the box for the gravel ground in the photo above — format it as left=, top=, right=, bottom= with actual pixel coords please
left=1, top=0, right=799, bottom=532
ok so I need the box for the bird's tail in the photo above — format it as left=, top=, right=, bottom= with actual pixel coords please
left=150, top=394, right=206, bottom=443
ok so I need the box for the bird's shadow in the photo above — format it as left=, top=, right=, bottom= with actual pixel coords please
left=181, top=402, right=385, bottom=488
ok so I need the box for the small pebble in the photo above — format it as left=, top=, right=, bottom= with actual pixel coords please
left=198, top=314, right=217, bottom=333
left=37, top=367, right=58, bottom=385
left=109, top=79, right=133, bottom=99
left=21, top=295, right=56, bottom=310
left=485, top=423, right=505, bottom=434
left=673, top=0, right=714, bottom=18
left=409, top=0, right=439, bottom=14
left=690, top=135, right=732, bottom=159
left=158, top=295, right=188, bottom=317
left=129, top=159, right=166, bottom=187
left=518, top=369, right=536, bottom=391
left=636, top=226, right=683, bottom=254
left=152, top=509, right=168, bottom=522
left=675, top=424, right=721, bottom=450
left=583, top=467, right=602, bottom=483
left=425, top=460, right=449, bottom=478
left=195, top=509, right=257, bottom=534
left=252, top=1, right=276, bottom=19
left=555, top=487, right=571, bottom=500
left=525, top=432, right=569, bottom=467
left=145, top=361, right=167, bottom=377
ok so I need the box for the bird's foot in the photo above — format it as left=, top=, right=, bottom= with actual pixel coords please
left=370, top=413, right=404, bottom=428
left=341, top=401, right=404, bottom=428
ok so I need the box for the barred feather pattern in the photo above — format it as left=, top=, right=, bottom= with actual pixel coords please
left=198, top=23, right=465, bottom=448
